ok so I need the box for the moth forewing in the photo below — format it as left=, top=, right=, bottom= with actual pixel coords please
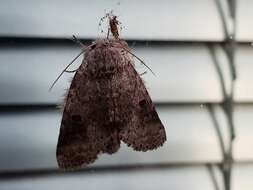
left=56, top=15, right=166, bottom=169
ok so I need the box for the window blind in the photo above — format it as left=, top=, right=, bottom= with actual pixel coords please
left=0, top=0, right=252, bottom=189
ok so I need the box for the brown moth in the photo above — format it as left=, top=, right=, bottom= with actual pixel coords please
left=56, top=14, right=166, bottom=169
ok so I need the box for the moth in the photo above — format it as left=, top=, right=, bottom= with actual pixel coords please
left=55, top=13, right=166, bottom=169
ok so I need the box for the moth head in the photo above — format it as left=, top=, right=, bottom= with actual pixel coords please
left=109, top=15, right=119, bottom=25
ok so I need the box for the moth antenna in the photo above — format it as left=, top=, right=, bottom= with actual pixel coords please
left=49, top=48, right=88, bottom=91
left=72, top=35, right=86, bottom=49
left=122, top=47, right=156, bottom=76
left=99, top=11, right=110, bottom=36
left=130, top=41, right=137, bottom=49
left=140, top=71, right=147, bottom=76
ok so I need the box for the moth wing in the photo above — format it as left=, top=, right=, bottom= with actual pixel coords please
left=119, top=65, right=166, bottom=151
left=56, top=63, right=120, bottom=169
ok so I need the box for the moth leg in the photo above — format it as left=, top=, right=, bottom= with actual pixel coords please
left=107, top=27, right=110, bottom=39
left=140, top=71, right=147, bottom=76
left=65, top=69, right=78, bottom=73
left=72, top=35, right=86, bottom=49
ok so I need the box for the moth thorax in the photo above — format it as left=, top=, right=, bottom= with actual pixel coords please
left=87, top=62, right=122, bottom=79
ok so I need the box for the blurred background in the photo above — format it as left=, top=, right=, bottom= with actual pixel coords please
left=0, top=0, right=253, bottom=189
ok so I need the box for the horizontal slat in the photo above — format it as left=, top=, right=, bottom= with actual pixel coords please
left=0, top=104, right=252, bottom=171
left=0, top=43, right=253, bottom=104
left=237, top=0, right=253, bottom=41
left=0, top=105, right=220, bottom=170
left=2, top=0, right=252, bottom=42
left=0, top=166, right=220, bottom=190
left=0, top=0, right=227, bottom=41
left=233, top=105, right=253, bottom=161
left=235, top=45, right=253, bottom=102
left=0, top=164, right=252, bottom=190
left=233, top=163, right=253, bottom=190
